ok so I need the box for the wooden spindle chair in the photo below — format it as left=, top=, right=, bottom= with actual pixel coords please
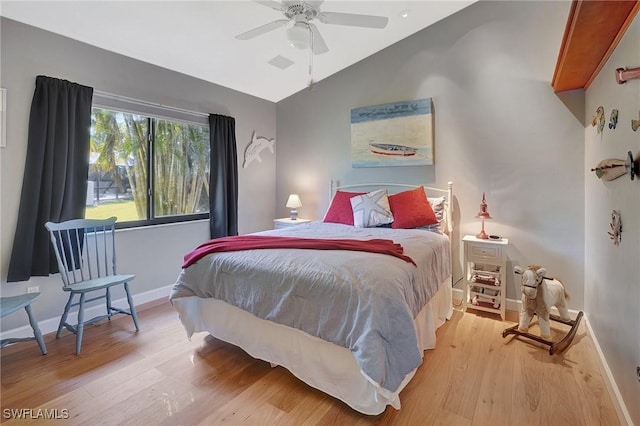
left=45, top=217, right=139, bottom=354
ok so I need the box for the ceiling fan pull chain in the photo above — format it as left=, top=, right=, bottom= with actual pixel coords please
left=308, top=25, right=315, bottom=89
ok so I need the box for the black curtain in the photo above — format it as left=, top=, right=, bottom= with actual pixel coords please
left=7, top=76, right=93, bottom=282
left=208, top=114, right=238, bottom=238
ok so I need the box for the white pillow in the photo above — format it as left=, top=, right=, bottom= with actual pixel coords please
left=419, top=196, right=446, bottom=233
left=350, top=189, right=394, bottom=228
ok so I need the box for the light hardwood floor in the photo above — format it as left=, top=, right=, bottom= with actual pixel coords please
left=1, top=300, right=620, bottom=425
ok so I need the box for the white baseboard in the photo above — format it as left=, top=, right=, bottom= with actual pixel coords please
left=1, top=284, right=174, bottom=340
left=452, top=287, right=631, bottom=425
left=583, top=316, right=633, bottom=426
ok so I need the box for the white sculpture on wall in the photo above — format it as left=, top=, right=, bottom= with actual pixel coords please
left=243, top=131, right=275, bottom=168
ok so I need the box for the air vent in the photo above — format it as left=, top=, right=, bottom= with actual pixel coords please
left=268, top=55, right=295, bottom=70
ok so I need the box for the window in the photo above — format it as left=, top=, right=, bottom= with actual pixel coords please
left=86, top=94, right=210, bottom=228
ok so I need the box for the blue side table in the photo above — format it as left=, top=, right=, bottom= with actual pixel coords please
left=1, top=293, right=47, bottom=355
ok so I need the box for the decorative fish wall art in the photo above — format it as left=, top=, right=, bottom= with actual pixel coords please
left=590, top=106, right=605, bottom=133
left=608, top=210, right=622, bottom=246
left=242, top=131, right=275, bottom=168
left=608, top=109, right=618, bottom=130
left=590, top=151, right=636, bottom=181
left=632, top=110, right=640, bottom=132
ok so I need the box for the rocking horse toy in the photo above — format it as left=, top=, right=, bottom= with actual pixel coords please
left=502, top=265, right=583, bottom=355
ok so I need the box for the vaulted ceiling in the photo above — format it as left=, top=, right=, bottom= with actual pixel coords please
left=0, top=1, right=475, bottom=102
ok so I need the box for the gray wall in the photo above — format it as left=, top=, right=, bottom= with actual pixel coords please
left=0, top=17, right=277, bottom=331
left=584, top=14, right=640, bottom=424
left=277, top=1, right=639, bottom=421
left=276, top=1, right=585, bottom=305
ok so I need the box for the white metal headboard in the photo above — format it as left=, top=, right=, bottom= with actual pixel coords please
left=329, top=181, right=454, bottom=234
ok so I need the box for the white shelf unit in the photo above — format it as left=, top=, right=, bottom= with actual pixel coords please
left=462, top=235, right=508, bottom=321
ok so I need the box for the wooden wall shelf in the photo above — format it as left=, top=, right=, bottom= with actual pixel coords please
left=552, top=0, right=640, bottom=93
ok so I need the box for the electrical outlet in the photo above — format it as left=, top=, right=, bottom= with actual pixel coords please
left=26, top=286, right=39, bottom=294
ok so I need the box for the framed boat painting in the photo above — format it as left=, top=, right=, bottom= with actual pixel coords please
left=351, top=98, right=433, bottom=167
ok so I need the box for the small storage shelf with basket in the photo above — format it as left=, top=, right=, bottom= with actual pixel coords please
left=463, top=235, right=508, bottom=320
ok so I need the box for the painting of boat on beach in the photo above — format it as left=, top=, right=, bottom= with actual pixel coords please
left=351, top=98, right=433, bottom=168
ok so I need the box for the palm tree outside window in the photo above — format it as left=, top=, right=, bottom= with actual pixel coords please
left=87, top=107, right=210, bottom=228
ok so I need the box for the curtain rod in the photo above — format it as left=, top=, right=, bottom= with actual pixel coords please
left=93, top=90, right=208, bottom=119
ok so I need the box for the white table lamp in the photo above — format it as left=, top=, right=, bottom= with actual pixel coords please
left=286, top=194, right=302, bottom=220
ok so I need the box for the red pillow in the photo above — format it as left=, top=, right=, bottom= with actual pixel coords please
left=388, top=187, right=438, bottom=229
left=323, top=191, right=365, bottom=225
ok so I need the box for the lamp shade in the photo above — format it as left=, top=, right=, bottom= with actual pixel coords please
left=286, top=194, right=302, bottom=209
left=475, top=192, right=492, bottom=219
left=475, top=192, right=492, bottom=239
left=287, top=22, right=309, bottom=49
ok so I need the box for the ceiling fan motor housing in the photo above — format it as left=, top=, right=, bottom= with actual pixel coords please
left=284, top=1, right=319, bottom=21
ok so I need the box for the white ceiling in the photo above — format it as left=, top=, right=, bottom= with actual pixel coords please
left=0, top=1, right=475, bottom=102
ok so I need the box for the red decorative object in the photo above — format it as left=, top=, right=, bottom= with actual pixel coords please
left=475, top=192, right=492, bottom=240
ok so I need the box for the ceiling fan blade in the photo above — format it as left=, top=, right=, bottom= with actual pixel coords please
left=318, top=11, right=388, bottom=29
left=235, top=19, right=289, bottom=40
left=308, top=23, right=329, bottom=55
left=252, top=0, right=284, bottom=12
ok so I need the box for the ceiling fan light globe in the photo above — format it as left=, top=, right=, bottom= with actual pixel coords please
left=288, top=40, right=307, bottom=49
left=287, top=23, right=309, bottom=49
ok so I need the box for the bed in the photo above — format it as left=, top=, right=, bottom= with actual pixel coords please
left=169, top=182, right=454, bottom=415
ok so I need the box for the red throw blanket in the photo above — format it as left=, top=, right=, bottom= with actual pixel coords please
left=182, top=235, right=416, bottom=268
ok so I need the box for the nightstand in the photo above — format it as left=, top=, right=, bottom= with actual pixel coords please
left=462, top=235, right=508, bottom=321
left=273, top=218, right=311, bottom=229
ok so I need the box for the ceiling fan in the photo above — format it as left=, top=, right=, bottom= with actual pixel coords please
left=235, top=0, right=389, bottom=55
